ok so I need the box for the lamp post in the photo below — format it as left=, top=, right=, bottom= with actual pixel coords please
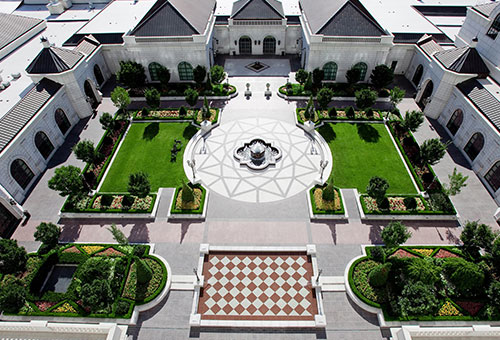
left=187, top=159, right=196, bottom=180
left=316, top=269, right=323, bottom=285
left=320, top=160, right=329, bottom=182
left=193, top=268, right=200, bottom=283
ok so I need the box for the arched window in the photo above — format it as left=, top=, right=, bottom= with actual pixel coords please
left=94, top=64, right=104, bottom=86
left=412, top=64, right=423, bottom=86
left=149, top=62, right=162, bottom=81
left=323, top=62, right=338, bottom=81
left=263, top=36, right=276, bottom=55
left=353, top=62, right=368, bottom=81
left=178, top=62, right=193, bottom=81
left=446, top=109, right=463, bottom=136
left=487, top=14, right=500, bottom=39
left=55, top=108, right=71, bottom=135
left=35, top=131, right=54, bottom=159
left=239, top=36, right=252, bottom=54
left=464, top=132, right=484, bottom=161
left=485, top=161, right=500, bottom=192
left=10, top=159, right=34, bottom=189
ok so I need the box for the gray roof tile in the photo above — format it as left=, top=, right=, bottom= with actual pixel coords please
left=73, top=35, right=100, bottom=55
left=417, top=35, right=444, bottom=56
left=473, top=2, right=499, bottom=18
left=0, top=78, right=62, bottom=153
left=434, top=46, right=489, bottom=74
left=26, top=46, right=83, bottom=74
left=231, top=0, right=284, bottom=19
left=0, top=12, right=44, bottom=52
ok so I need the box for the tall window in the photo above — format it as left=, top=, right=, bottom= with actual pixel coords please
left=485, top=161, right=500, bottom=192
left=464, top=132, right=484, bottom=161
left=263, top=36, right=276, bottom=55
left=353, top=62, right=368, bottom=81
left=55, top=108, right=71, bottom=135
left=11, top=159, right=34, bottom=189
left=35, top=131, right=54, bottom=159
left=412, top=64, right=423, bottom=86
left=149, top=62, right=162, bottom=81
left=487, top=14, right=500, bottom=39
left=178, top=62, right=193, bottom=81
left=323, top=62, right=338, bottom=81
left=446, top=109, right=463, bottom=136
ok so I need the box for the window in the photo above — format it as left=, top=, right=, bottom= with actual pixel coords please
left=263, top=36, right=276, bottom=54
left=148, top=62, right=162, bottom=81
left=35, top=131, right=54, bottom=159
left=10, top=159, right=34, bottom=189
left=390, top=61, right=398, bottom=71
left=353, top=62, right=367, bottom=81
left=323, top=62, right=338, bottom=81
left=446, top=109, right=463, bottom=136
left=464, top=132, right=484, bottom=161
left=487, top=14, right=500, bottom=39
left=178, top=62, right=193, bottom=81
left=412, top=64, right=423, bottom=86
left=55, top=109, right=71, bottom=135
left=485, top=161, right=500, bottom=192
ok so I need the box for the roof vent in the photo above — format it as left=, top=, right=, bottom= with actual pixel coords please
left=40, top=37, right=50, bottom=48
left=470, top=37, right=478, bottom=48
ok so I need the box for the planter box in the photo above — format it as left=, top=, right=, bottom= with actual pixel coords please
left=167, top=185, right=209, bottom=220
left=307, top=186, right=347, bottom=220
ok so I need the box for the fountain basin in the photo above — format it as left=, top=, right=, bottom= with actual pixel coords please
left=234, top=138, right=281, bottom=170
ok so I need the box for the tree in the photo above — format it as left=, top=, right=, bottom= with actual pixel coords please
left=179, top=106, right=187, bottom=118
left=34, top=222, right=60, bottom=248
left=444, top=168, right=468, bottom=196
left=184, top=88, right=199, bottom=107
left=144, top=87, right=160, bottom=109
left=355, top=89, right=377, bottom=110
left=406, top=257, right=441, bottom=285
left=157, top=65, right=170, bottom=88
left=304, top=96, right=315, bottom=122
left=193, top=65, right=207, bottom=86
left=346, top=67, right=361, bottom=88
left=366, top=176, right=389, bottom=205
left=444, top=258, right=485, bottom=294
left=491, top=237, right=500, bottom=269
left=0, top=279, right=26, bottom=313
left=368, top=262, right=391, bottom=287
left=322, top=179, right=335, bottom=201
left=0, top=239, right=27, bottom=274
left=316, top=87, right=334, bottom=110
left=128, top=171, right=150, bottom=198
left=488, top=280, right=500, bottom=309
left=346, top=106, right=355, bottom=119
left=110, top=86, right=131, bottom=114
left=303, top=73, right=313, bottom=92
left=419, top=138, right=448, bottom=166
left=398, top=282, right=439, bottom=317
left=295, top=69, right=309, bottom=85
left=81, top=279, right=113, bottom=313
left=107, top=223, right=128, bottom=245
left=401, top=110, right=424, bottom=132
left=370, top=246, right=386, bottom=263
left=390, top=86, right=405, bottom=108
left=381, top=221, right=411, bottom=248
left=99, top=112, right=114, bottom=131
left=200, top=96, right=211, bottom=121
left=116, top=61, right=146, bottom=88
left=136, top=257, right=153, bottom=284
left=460, top=221, right=495, bottom=258
left=370, top=64, right=394, bottom=89
left=210, top=65, right=225, bottom=84
left=48, top=166, right=88, bottom=202
left=72, top=140, right=100, bottom=164
left=312, top=68, right=324, bottom=88
left=182, top=182, right=194, bottom=203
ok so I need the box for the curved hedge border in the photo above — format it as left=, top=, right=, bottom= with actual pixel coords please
left=347, top=256, right=382, bottom=308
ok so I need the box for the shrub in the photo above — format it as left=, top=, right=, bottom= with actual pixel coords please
left=370, top=64, right=394, bottom=89
left=184, top=88, right=199, bottom=107
left=193, top=65, right=207, bottom=86
left=398, top=282, right=439, bottom=317
left=59, top=251, right=88, bottom=264
left=403, top=197, right=417, bottom=210
left=355, top=89, right=377, bottom=110
left=328, top=107, right=337, bottom=118
left=295, top=69, right=309, bottom=85
left=381, top=221, right=411, bottom=249
left=0, top=279, right=26, bottom=313
left=492, top=237, right=500, bottom=270
left=304, top=73, right=313, bottom=92
left=366, top=176, right=389, bottom=205
left=303, top=96, right=315, bottom=121
left=346, top=67, right=361, bottom=87
left=368, top=262, right=391, bottom=287
left=420, top=138, right=448, bottom=166
left=181, top=182, right=194, bottom=203
left=390, top=86, right=405, bottom=108
left=81, top=279, right=113, bottom=313
left=136, top=257, right=153, bottom=285
left=346, top=106, right=355, bottom=119
left=99, top=112, right=115, bottom=130
left=444, top=168, right=468, bottom=196
left=111, top=86, right=131, bottom=114
left=133, top=244, right=147, bottom=257
left=116, top=61, right=146, bottom=88
left=407, top=257, right=441, bottom=285
left=115, top=299, right=131, bottom=315
left=488, top=280, right=500, bottom=309
left=322, top=181, right=335, bottom=201
left=78, top=258, right=112, bottom=284
left=365, top=108, right=374, bottom=118
left=157, top=65, right=170, bottom=88
left=144, top=87, right=160, bottom=109
left=210, top=65, right=225, bottom=84
left=141, top=107, right=150, bottom=117
left=428, top=190, right=453, bottom=212
left=179, top=106, right=187, bottom=118
left=0, top=239, right=27, bottom=275
left=445, top=258, right=484, bottom=294
left=401, top=110, right=424, bottom=133
left=49, top=166, right=88, bottom=203
left=460, top=221, right=495, bottom=259
left=34, top=222, right=61, bottom=249
left=378, top=197, right=390, bottom=210
left=107, top=224, right=128, bottom=245
left=128, top=172, right=150, bottom=198
left=73, top=140, right=100, bottom=164
left=200, top=96, right=211, bottom=121
left=370, top=246, right=386, bottom=263
left=312, top=68, right=324, bottom=88
left=316, top=87, right=333, bottom=110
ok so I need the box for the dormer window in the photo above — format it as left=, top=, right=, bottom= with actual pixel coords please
left=487, top=14, right=500, bottom=39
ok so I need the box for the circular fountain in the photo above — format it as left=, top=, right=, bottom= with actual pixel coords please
left=234, top=138, right=281, bottom=170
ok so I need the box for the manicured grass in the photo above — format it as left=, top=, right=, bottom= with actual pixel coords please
left=318, top=123, right=417, bottom=194
left=100, top=122, right=197, bottom=192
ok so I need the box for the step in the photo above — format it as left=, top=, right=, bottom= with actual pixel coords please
left=171, top=282, right=196, bottom=291
left=321, top=284, right=346, bottom=292
left=319, top=276, right=344, bottom=285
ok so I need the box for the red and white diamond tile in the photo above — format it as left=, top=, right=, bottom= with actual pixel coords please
left=198, top=252, right=318, bottom=320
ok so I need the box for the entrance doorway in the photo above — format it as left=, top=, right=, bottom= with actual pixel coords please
left=418, top=80, right=433, bottom=109
left=0, top=203, right=20, bottom=238
left=84, top=80, right=99, bottom=109
left=93, top=64, right=104, bottom=86
left=239, top=36, right=252, bottom=55
left=263, top=36, right=276, bottom=55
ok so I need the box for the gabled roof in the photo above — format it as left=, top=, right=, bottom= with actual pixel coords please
left=26, top=45, right=83, bottom=74
left=0, top=79, right=62, bottom=153
left=231, top=0, right=284, bottom=20
left=318, top=1, right=385, bottom=36
left=473, top=2, right=499, bottom=18
left=73, top=35, right=100, bottom=55
left=434, top=46, right=489, bottom=75
left=0, top=12, right=44, bottom=52
left=131, top=0, right=215, bottom=36
left=457, top=78, right=500, bottom=133
left=63, top=33, right=124, bottom=46
left=417, top=35, right=443, bottom=57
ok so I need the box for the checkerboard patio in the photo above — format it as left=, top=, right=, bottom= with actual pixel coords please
left=198, top=252, right=318, bottom=320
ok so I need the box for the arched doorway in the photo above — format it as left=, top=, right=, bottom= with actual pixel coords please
left=239, top=36, right=252, bottom=55
left=263, top=36, right=276, bottom=55
left=84, top=80, right=98, bottom=109
left=35, top=131, right=55, bottom=159
left=93, top=64, right=104, bottom=86
left=412, top=64, right=423, bottom=86
left=418, top=80, right=433, bottom=108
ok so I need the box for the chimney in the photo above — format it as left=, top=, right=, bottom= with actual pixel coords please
left=41, top=37, right=50, bottom=48
left=470, top=37, right=478, bottom=48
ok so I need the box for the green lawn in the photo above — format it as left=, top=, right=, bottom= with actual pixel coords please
left=100, top=122, right=197, bottom=192
left=318, top=123, right=417, bottom=194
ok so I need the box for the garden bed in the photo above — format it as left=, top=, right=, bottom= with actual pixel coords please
left=133, top=108, right=219, bottom=124
left=128, top=83, right=236, bottom=97
left=1, top=244, right=168, bottom=319
left=279, top=83, right=389, bottom=98
left=169, top=183, right=207, bottom=217
left=61, top=194, right=157, bottom=214
left=359, top=194, right=455, bottom=216
left=309, top=185, right=345, bottom=216
left=296, top=108, right=384, bottom=124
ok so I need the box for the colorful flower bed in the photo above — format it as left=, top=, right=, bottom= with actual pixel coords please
left=297, top=108, right=383, bottom=124
left=134, top=107, right=219, bottom=124
left=64, top=194, right=157, bottom=214
left=361, top=195, right=429, bottom=214
left=389, top=249, right=417, bottom=258
left=438, top=301, right=462, bottom=316
left=411, top=248, right=433, bottom=257
left=456, top=301, right=484, bottom=316
left=309, top=185, right=344, bottom=215
left=96, top=247, right=125, bottom=257
left=122, top=258, right=164, bottom=302
left=351, top=259, right=387, bottom=305
left=433, top=249, right=460, bottom=258
left=170, top=183, right=207, bottom=215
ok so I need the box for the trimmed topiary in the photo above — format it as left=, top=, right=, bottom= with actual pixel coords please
left=370, top=246, right=386, bottom=263
left=365, top=108, right=374, bottom=118
left=346, top=106, right=355, bottom=119
left=136, top=257, right=153, bottom=285
left=368, top=262, right=392, bottom=287
left=403, top=197, right=417, bottom=210
left=179, top=106, right=187, bottom=118
left=322, top=182, right=335, bottom=201
left=181, top=182, right=194, bottom=203
left=328, top=107, right=337, bottom=118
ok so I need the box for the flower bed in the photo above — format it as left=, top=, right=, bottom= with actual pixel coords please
left=129, top=83, right=236, bottom=97
left=309, top=185, right=344, bottom=215
left=360, top=194, right=453, bottom=216
left=279, top=83, right=388, bottom=97
left=133, top=107, right=219, bottom=124
left=62, top=194, right=156, bottom=214
left=2, top=243, right=167, bottom=319
left=296, top=108, right=384, bottom=124
left=170, top=183, right=207, bottom=215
